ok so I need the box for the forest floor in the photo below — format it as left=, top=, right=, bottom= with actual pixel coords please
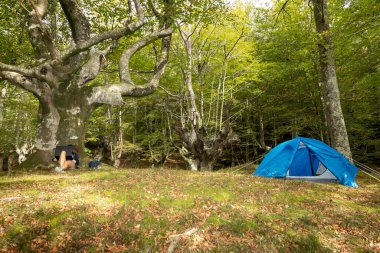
left=0, top=166, right=379, bottom=252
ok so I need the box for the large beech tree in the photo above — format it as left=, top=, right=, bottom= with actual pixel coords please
left=0, top=0, right=173, bottom=167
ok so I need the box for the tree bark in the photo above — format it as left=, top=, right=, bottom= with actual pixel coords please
left=312, top=0, right=352, bottom=159
left=113, top=109, right=123, bottom=168
left=0, top=84, right=7, bottom=128
left=258, top=106, right=266, bottom=149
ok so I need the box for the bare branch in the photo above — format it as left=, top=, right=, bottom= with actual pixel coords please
left=188, top=19, right=202, bottom=40
left=29, top=0, right=48, bottom=17
left=0, top=63, right=35, bottom=77
left=159, top=85, right=181, bottom=99
left=119, top=28, right=173, bottom=83
left=225, top=25, right=245, bottom=59
left=0, top=71, right=42, bottom=97
left=59, top=0, right=147, bottom=64
left=0, top=62, right=50, bottom=81
left=60, top=28, right=129, bottom=63
left=87, top=34, right=172, bottom=105
left=133, top=0, right=144, bottom=23
left=148, top=0, right=162, bottom=19
left=177, top=23, right=189, bottom=44
left=27, top=0, right=60, bottom=59
left=191, top=24, right=205, bottom=47
left=125, top=0, right=146, bottom=32
left=59, top=0, right=91, bottom=44
left=274, top=0, right=291, bottom=27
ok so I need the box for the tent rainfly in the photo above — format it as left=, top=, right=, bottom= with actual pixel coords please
left=253, top=137, right=358, bottom=188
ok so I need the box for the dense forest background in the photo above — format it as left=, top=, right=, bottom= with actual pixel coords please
left=0, top=0, right=379, bottom=170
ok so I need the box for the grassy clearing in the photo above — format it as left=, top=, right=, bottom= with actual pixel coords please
left=0, top=167, right=379, bottom=252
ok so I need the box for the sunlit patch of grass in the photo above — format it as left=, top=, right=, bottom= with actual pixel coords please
left=205, top=214, right=226, bottom=226
left=48, top=211, right=71, bottom=229
left=186, top=184, right=234, bottom=203
left=332, top=198, right=380, bottom=214
left=283, top=206, right=310, bottom=219
left=212, top=190, right=233, bottom=202
left=158, top=195, right=195, bottom=211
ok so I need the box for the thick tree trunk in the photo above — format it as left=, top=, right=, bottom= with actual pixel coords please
left=312, top=0, right=352, bottom=159
left=26, top=101, right=60, bottom=167
left=174, top=123, right=231, bottom=171
left=178, top=148, right=215, bottom=171
left=19, top=82, right=92, bottom=169
left=54, top=86, right=92, bottom=157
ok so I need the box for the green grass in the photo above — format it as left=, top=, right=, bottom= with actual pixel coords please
left=0, top=167, right=379, bottom=252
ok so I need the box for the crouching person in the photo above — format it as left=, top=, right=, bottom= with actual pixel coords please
left=54, top=150, right=76, bottom=173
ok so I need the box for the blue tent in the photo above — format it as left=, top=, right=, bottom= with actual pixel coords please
left=253, top=137, right=358, bottom=188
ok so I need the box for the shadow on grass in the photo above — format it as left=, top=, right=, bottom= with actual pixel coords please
left=287, top=234, right=332, bottom=253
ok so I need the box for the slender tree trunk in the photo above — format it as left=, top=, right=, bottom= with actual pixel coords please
left=0, top=84, right=7, bottom=128
left=245, top=99, right=250, bottom=162
left=106, top=105, right=114, bottom=162
left=292, top=119, right=298, bottom=138
left=132, top=104, right=138, bottom=168
left=114, top=109, right=123, bottom=168
left=258, top=106, right=266, bottom=149
left=312, top=0, right=352, bottom=159
left=0, top=154, right=3, bottom=171
left=2, top=152, right=8, bottom=172
left=273, top=113, right=277, bottom=146
left=219, top=61, right=228, bottom=131
left=215, top=78, right=221, bottom=131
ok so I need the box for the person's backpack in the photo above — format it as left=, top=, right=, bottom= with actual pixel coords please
left=88, top=160, right=101, bottom=169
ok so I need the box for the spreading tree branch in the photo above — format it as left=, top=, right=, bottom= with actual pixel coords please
left=274, top=0, right=291, bottom=26
left=27, top=0, right=60, bottom=59
left=225, top=25, right=245, bottom=59
left=119, top=28, right=173, bottom=83
left=87, top=30, right=172, bottom=105
left=59, top=0, right=146, bottom=64
left=148, top=0, right=162, bottom=19
left=58, top=0, right=91, bottom=44
left=0, top=71, right=43, bottom=97
left=0, top=62, right=54, bottom=85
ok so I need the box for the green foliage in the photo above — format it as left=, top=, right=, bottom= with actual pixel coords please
left=0, top=1, right=33, bottom=63
left=1, top=0, right=379, bottom=166
left=0, top=85, right=38, bottom=152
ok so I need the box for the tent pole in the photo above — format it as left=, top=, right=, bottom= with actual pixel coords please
left=307, top=148, right=314, bottom=176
